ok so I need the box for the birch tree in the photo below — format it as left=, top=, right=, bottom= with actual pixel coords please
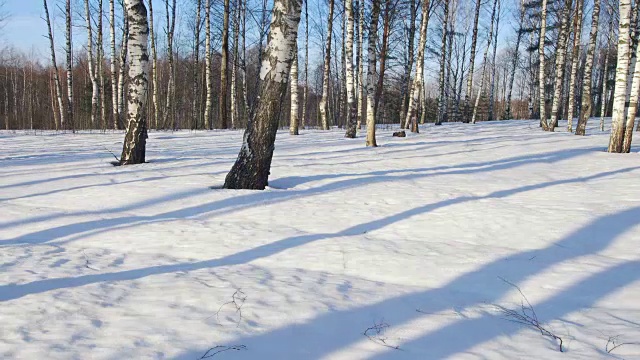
left=366, top=0, right=381, bottom=147
left=85, top=0, right=99, bottom=127
left=301, top=0, right=309, bottom=129
left=548, top=0, right=573, bottom=131
left=344, top=0, right=358, bottom=138
left=223, top=0, right=302, bottom=189
left=110, top=0, right=119, bottom=129
left=472, top=0, right=498, bottom=124
left=120, top=0, right=150, bottom=165
left=357, top=0, right=365, bottom=127
left=193, top=0, right=202, bottom=128
left=538, top=0, right=549, bottom=130
left=231, top=0, right=240, bottom=129
left=575, top=0, right=601, bottom=136
left=204, top=0, right=213, bottom=129
left=403, top=0, right=431, bottom=132
left=319, top=0, right=335, bottom=130
left=621, top=4, right=640, bottom=152
left=290, top=49, right=299, bottom=135
left=43, top=0, right=65, bottom=130
left=435, top=0, right=449, bottom=125
left=163, top=0, right=176, bottom=129
left=464, top=0, right=482, bottom=122
left=220, top=0, right=230, bottom=129
left=65, top=0, right=74, bottom=131
left=567, top=0, right=584, bottom=132
left=488, top=0, right=502, bottom=121
left=504, top=0, right=525, bottom=120
left=608, top=0, right=632, bottom=152
left=149, top=0, right=159, bottom=128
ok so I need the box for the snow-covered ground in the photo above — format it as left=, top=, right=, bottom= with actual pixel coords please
left=1, top=120, right=640, bottom=359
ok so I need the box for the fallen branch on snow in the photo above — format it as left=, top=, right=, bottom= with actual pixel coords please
left=494, top=277, right=564, bottom=352
left=197, top=345, right=246, bottom=359
left=363, top=320, right=401, bottom=350
left=215, top=289, right=247, bottom=327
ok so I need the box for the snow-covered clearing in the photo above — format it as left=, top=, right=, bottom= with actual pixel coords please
left=1, top=120, right=640, bottom=359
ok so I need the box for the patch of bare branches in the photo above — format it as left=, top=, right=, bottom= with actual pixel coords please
left=197, top=345, right=247, bottom=359
left=494, top=277, right=564, bottom=352
left=363, top=320, right=401, bottom=350
left=606, top=334, right=639, bottom=354
left=216, top=289, right=247, bottom=327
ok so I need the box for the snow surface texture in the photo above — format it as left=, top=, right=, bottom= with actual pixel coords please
left=1, top=120, right=640, bottom=359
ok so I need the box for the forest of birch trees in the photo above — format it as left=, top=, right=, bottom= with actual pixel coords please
left=1, top=0, right=640, bottom=154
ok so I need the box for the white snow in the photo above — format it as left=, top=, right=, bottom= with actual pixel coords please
left=1, top=120, right=640, bottom=359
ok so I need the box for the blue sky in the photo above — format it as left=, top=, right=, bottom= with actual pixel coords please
left=2, top=1, right=50, bottom=58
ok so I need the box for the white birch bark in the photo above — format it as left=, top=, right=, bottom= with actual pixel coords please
left=357, top=0, right=365, bottom=128
left=464, top=0, right=482, bottom=122
left=344, top=0, right=358, bottom=138
left=120, top=0, right=149, bottom=165
left=567, top=0, right=584, bottom=132
left=290, top=49, right=299, bottom=135
left=319, top=0, right=335, bottom=130
left=403, top=0, right=431, bottom=132
left=471, top=0, right=498, bottom=124
left=575, top=0, right=601, bottom=135
left=43, top=0, right=65, bottom=130
left=365, top=0, right=381, bottom=147
left=435, top=0, right=449, bottom=125
left=110, top=0, right=119, bottom=129
left=85, top=0, right=99, bottom=127
left=622, top=18, right=640, bottom=152
left=65, top=0, right=74, bottom=131
left=607, top=0, right=632, bottom=152
left=538, top=0, right=549, bottom=130
left=548, top=0, right=573, bottom=131
left=223, top=0, right=302, bottom=189
left=204, top=0, right=213, bottom=130
left=118, top=10, right=129, bottom=127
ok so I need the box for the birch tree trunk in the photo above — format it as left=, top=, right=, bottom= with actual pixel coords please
left=110, top=0, right=120, bottom=129
left=231, top=0, right=240, bottom=129
left=357, top=0, right=365, bottom=128
left=43, top=0, right=65, bottom=130
left=472, top=0, right=498, bottom=124
left=575, top=0, right=601, bottom=135
left=120, top=0, right=149, bottom=165
left=365, top=0, right=381, bottom=147
left=65, top=0, right=74, bottom=132
left=290, top=49, right=299, bottom=135
left=488, top=0, right=501, bottom=121
left=344, top=0, right=358, bottom=138
left=505, top=0, right=525, bottom=120
left=538, top=0, right=549, bottom=130
left=241, top=0, right=250, bottom=121
left=301, top=0, right=309, bottom=129
left=193, top=0, right=202, bottom=129
left=435, top=0, right=449, bottom=125
left=621, top=14, right=640, bottom=152
left=567, top=0, right=584, bottom=132
left=85, top=0, right=99, bottom=128
left=223, top=0, right=302, bottom=190
left=464, top=0, right=482, bottom=122
left=98, top=0, right=106, bottom=129
left=118, top=12, right=129, bottom=128
left=319, top=0, right=335, bottom=130
left=400, top=0, right=417, bottom=126
left=608, top=0, right=632, bottom=151
left=403, top=0, right=431, bottom=132
left=548, top=0, right=573, bottom=131
left=149, top=0, right=159, bottom=129
left=163, top=0, right=176, bottom=129
left=600, top=49, right=610, bottom=131
left=204, top=0, right=212, bottom=129
left=220, top=0, right=230, bottom=129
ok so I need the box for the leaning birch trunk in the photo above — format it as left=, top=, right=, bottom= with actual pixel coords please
left=505, top=0, right=526, bottom=120
left=85, top=0, right=99, bottom=127
left=204, top=0, right=213, bottom=129
left=290, top=49, right=299, bottom=135
left=344, top=0, right=358, bottom=138
left=621, top=25, right=640, bottom=152
left=538, top=0, right=549, bottom=130
left=403, top=0, right=431, bottom=132
left=567, top=0, right=584, bottom=132
left=110, top=0, right=120, bottom=129
left=319, top=0, right=335, bottom=130
left=471, top=0, right=498, bottom=124
left=548, top=0, right=573, bottom=131
left=120, top=0, right=150, bottom=165
left=147, top=0, right=158, bottom=128
left=464, top=0, right=482, bottom=122
left=65, top=0, right=74, bottom=131
left=435, top=0, right=449, bottom=126
left=365, top=0, right=381, bottom=147
left=575, top=0, right=601, bottom=136
left=223, top=0, right=302, bottom=190
left=357, top=0, right=366, bottom=128
left=43, top=0, right=65, bottom=130
left=608, top=0, right=632, bottom=152
left=220, top=0, right=230, bottom=129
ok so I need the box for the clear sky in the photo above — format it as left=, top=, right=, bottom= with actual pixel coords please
left=2, top=1, right=51, bottom=59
